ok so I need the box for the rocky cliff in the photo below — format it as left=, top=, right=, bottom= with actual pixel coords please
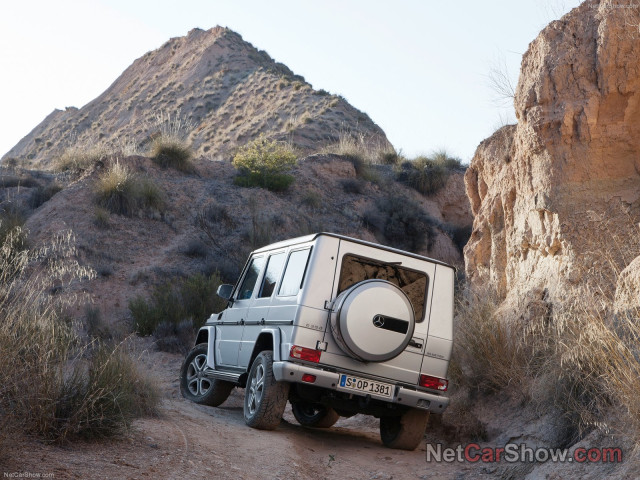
left=3, top=27, right=389, bottom=167
left=464, top=0, right=640, bottom=308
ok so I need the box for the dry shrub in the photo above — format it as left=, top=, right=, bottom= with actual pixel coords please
left=396, top=151, right=464, bottom=197
left=148, top=111, right=194, bottom=172
left=455, top=282, right=640, bottom=443
left=95, top=161, right=164, bottom=216
left=55, top=143, right=109, bottom=173
left=0, top=227, right=159, bottom=442
left=322, top=130, right=396, bottom=166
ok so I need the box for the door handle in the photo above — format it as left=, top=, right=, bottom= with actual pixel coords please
left=240, top=319, right=245, bottom=325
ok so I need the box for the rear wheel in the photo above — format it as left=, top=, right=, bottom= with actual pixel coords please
left=380, top=408, right=430, bottom=450
left=244, top=351, right=290, bottom=430
left=291, top=402, right=340, bottom=428
left=180, top=343, right=234, bottom=406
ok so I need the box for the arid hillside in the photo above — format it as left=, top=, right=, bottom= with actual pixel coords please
left=2, top=26, right=389, bottom=168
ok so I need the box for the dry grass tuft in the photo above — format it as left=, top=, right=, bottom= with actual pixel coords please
left=148, top=111, right=194, bottom=172
left=0, top=228, right=160, bottom=443
left=94, top=161, right=164, bottom=216
left=455, top=281, right=640, bottom=443
left=55, top=143, right=110, bottom=173
left=322, top=130, right=398, bottom=166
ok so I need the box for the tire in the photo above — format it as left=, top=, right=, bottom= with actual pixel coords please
left=244, top=351, right=290, bottom=430
left=379, top=408, right=430, bottom=450
left=291, top=402, right=340, bottom=428
left=180, top=343, right=234, bottom=406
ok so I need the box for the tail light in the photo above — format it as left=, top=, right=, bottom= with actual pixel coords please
left=301, top=374, right=317, bottom=383
left=419, top=374, right=448, bottom=391
left=289, top=345, right=321, bottom=363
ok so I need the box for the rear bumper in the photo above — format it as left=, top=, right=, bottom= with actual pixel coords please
left=272, top=361, right=449, bottom=413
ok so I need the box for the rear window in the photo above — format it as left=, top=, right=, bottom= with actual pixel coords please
left=337, top=254, right=428, bottom=322
left=278, top=248, right=311, bottom=296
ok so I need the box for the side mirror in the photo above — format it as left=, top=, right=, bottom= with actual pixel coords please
left=216, top=284, right=234, bottom=300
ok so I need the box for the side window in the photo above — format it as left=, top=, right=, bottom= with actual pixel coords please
left=237, top=256, right=265, bottom=300
left=278, top=248, right=311, bottom=297
left=258, top=252, right=286, bottom=298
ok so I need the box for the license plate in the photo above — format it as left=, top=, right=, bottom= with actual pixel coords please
left=337, top=374, right=394, bottom=399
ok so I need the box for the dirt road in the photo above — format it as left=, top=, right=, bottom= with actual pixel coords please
left=2, top=342, right=476, bottom=480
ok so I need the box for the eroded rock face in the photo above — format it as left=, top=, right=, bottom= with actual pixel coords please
left=465, top=0, right=640, bottom=306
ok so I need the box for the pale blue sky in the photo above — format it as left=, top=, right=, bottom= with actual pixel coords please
left=0, top=0, right=582, bottom=162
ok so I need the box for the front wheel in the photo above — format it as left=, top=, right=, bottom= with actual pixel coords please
left=244, top=351, right=290, bottom=430
left=180, top=343, right=234, bottom=406
left=291, top=401, right=340, bottom=428
left=380, top=408, right=430, bottom=450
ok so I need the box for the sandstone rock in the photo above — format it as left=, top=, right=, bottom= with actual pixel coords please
left=465, top=0, right=640, bottom=305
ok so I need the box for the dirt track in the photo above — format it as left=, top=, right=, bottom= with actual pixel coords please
left=1, top=341, right=477, bottom=480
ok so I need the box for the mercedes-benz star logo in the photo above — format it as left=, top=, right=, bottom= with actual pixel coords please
left=373, top=315, right=385, bottom=328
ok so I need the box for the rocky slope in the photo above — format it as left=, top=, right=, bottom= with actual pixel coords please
left=8, top=154, right=468, bottom=324
left=464, top=0, right=640, bottom=310
left=2, top=27, right=389, bottom=168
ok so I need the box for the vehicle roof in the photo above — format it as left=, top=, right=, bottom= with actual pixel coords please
left=252, top=232, right=455, bottom=270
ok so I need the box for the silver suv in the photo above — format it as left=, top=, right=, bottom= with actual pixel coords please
left=180, top=233, right=453, bottom=450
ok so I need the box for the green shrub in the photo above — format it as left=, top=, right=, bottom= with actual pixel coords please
left=364, top=195, right=437, bottom=252
left=94, top=162, right=164, bottom=216
left=397, top=151, right=464, bottom=196
left=129, top=272, right=226, bottom=337
left=149, top=135, right=194, bottom=172
left=232, top=135, right=297, bottom=191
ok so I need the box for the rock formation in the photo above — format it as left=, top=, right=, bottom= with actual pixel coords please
left=465, top=0, right=640, bottom=307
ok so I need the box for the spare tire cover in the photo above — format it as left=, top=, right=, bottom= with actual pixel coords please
left=330, top=280, right=415, bottom=362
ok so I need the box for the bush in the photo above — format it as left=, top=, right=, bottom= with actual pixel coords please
left=94, top=162, right=164, bottom=216
left=364, top=195, right=437, bottom=252
left=0, top=229, right=159, bottom=443
left=301, top=190, right=322, bottom=209
left=29, top=183, right=62, bottom=209
left=55, top=144, right=109, bottom=173
left=149, top=135, right=194, bottom=172
left=341, top=178, right=365, bottom=194
left=397, top=151, right=464, bottom=196
left=129, top=272, right=226, bottom=338
left=232, top=135, right=297, bottom=191
left=455, top=284, right=640, bottom=443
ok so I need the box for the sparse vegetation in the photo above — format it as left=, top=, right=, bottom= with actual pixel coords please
left=363, top=195, right=437, bottom=252
left=323, top=131, right=397, bottom=166
left=94, top=162, right=164, bottom=216
left=0, top=228, right=159, bottom=443
left=301, top=190, right=322, bottom=209
left=129, top=272, right=226, bottom=339
left=29, top=183, right=62, bottom=209
left=396, top=151, right=464, bottom=196
left=93, top=207, right=111, bottom=228
left=341, top=178, right=365, bottom=194
left=147, top=111, right=194, bottom=172
left=55, top=143, right=109, bottom=173
left=232, top=135, right=297, bottom=191
left=149, top=136, right=194, bottom=172
left=454, top=282, right=640, bottom=444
